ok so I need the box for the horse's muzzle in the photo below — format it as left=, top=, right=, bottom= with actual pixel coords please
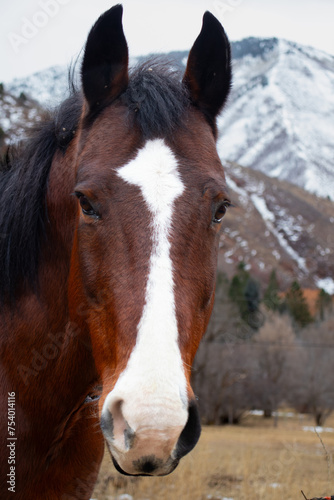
left=100, top=397, right=201, bottom=476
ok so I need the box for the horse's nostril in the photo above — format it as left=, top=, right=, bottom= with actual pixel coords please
left=124, top=421, right=135, bottom=450
left=101, top=398, right=136, bottom=452
left=175, top=400, right=201, bottom=460
left=100, top=407, right=114, bottom=441
left=132, top=455, right=163, bottom=475
left=141, top=459, right=157, bottom=474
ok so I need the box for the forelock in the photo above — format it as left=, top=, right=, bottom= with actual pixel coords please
left=122, top=59, right=189, bottom=139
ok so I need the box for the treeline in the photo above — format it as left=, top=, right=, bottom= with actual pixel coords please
left=192, top=263, right=334, bottom=427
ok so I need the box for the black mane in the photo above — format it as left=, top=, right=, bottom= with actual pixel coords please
left=0, top=60, right=189, bottom=302
left=123, top=59, right=189, bottom=139
left=0, top=93, right=82, bottom=302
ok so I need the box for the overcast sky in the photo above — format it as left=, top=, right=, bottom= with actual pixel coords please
left=1, top=0, right=334, bottom=82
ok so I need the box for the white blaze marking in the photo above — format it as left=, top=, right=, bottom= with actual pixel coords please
left=103, top=139, right=187, bottom=441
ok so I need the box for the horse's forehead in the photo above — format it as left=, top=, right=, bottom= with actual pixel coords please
left=117, top=138, right=184, bottom=212
left=174, top=114, right=223, bottom=171
left=79, top=106, right=224, bottom=189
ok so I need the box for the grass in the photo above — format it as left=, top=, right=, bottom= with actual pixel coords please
left=92, top=411, right=334, bottom=500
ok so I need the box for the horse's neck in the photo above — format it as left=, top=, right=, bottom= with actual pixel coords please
left=1, top=144, right=97, bottom=416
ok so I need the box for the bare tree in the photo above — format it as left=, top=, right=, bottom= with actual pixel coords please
left=192, top=342, right=253, bottom=424
left=192, top=272, right=255, bottom=424
left=290, top=314, right=334, bottom=426
left=204, top=272, right=245, bottom=343
left=250, top=312, right=298, bottom=421
left=192, top=271, right=334, bottom=427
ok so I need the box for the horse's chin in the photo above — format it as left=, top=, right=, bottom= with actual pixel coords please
left=110, top=451, right=179, bottom=477
left=111, top=456, right=134, bottom=476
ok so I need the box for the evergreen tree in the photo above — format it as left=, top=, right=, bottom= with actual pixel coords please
left=245, top=278, right=260, bottom=312
left=285, top=281, right=313, bottom=327
left=204, top=271, right=244, bottom=343
left=263, top=269, right=281, bottom=311
left=228, top=262, right=261, bottom=329
left=316, top=288, right=332, bottom=321
left=228, top=262, right=249, bottom=311
left=229, top=274, right=242, bottom=303
left=244, top=277, right=261, bottom=328
left=19, top=92, right=27, bottom=102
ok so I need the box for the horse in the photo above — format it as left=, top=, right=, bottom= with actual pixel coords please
left=0, top=4, right=232, bottom=499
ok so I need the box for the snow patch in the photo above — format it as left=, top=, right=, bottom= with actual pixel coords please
left=225, top=174, right=249, bottom=206
left=250, top=195, right=307, bottom=273
left=207, top=496, right=234, bottom=500
left=303, top=426, right=334, bottom=433
left=251, top=194, right=275, bottom=222
left=249, top=410, right=264, bottom=416
left=272, top=250, right=280, bottom=260
left=316, top=277, right=334, bottom=295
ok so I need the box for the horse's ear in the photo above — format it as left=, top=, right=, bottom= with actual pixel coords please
left=81, top=4, right=128, bottom=115
left=183, top=11, right=232, bottom=132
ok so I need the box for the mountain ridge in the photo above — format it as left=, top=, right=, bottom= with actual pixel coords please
left=3, top=36, right=334, bottom=198
left=217, top=37, right=334, bottom=199
left=220, top=161, right=334, bottom=293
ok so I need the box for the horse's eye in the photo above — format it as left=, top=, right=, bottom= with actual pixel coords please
left=75, top=192, right=99, bottom=218
left=213, top=201, right=230, bottom=224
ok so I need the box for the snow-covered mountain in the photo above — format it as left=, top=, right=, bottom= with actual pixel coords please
left=5, top=58, right=138, bottom=108
left=220, top=161, right=334, bottom=293
left=3, top=37, right=334, bottom=198
left=0, top=87, right=43, bottom=146
left=6, top=64, right=72, bottom=108
left=217, top=38, right=334, bottom=200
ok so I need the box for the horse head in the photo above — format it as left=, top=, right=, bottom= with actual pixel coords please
left=69, top=4, right=231, bottom=476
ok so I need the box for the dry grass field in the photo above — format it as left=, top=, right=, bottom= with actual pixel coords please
left=92, top=411, right=334, bottom=500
